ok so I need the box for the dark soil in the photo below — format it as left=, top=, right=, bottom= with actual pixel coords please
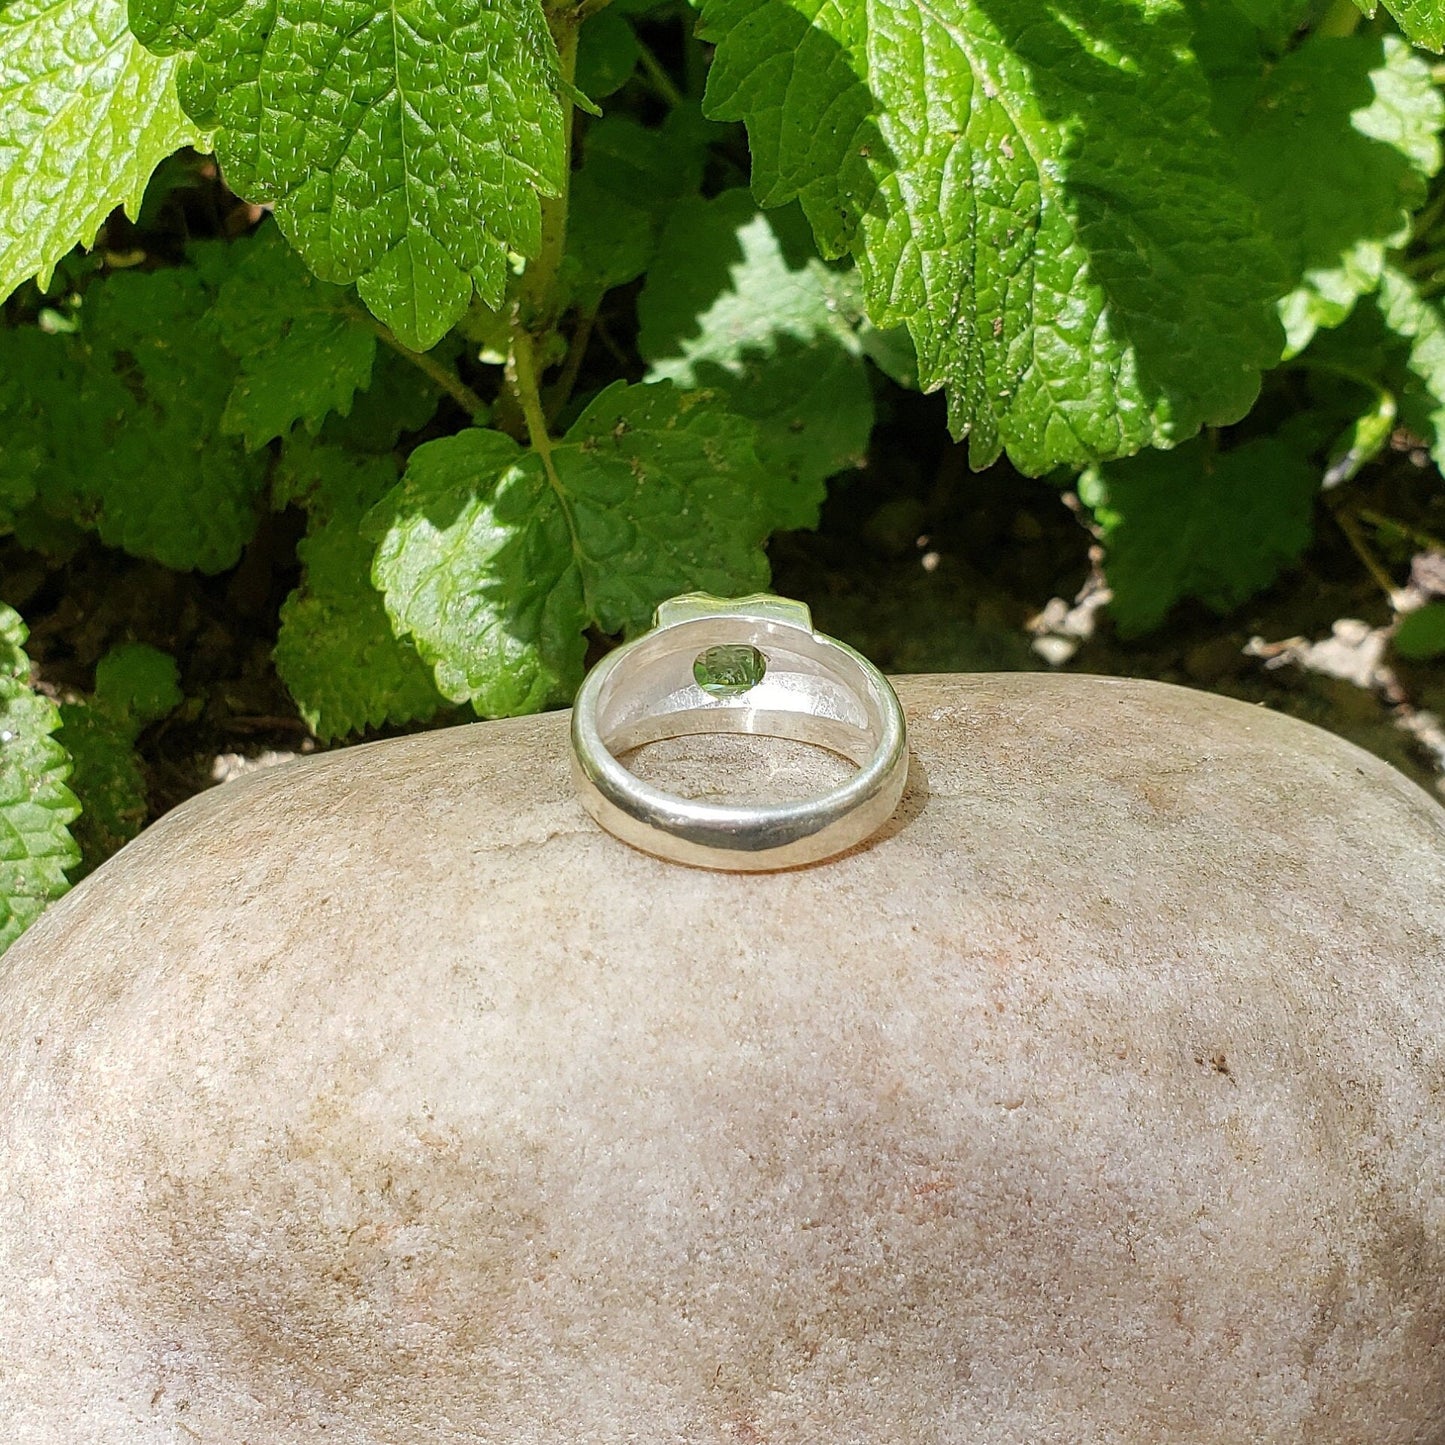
left=772, top=390, right=1445, bottom=800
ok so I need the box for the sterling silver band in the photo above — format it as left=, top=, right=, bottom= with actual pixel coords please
left=569, top=593, right=908, bottom=870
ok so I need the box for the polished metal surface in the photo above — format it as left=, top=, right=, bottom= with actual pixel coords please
left=570, top=593, right=908, bottom=870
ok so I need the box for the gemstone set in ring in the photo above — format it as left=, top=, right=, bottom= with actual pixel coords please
left=569, top=592, right=908, bottom=871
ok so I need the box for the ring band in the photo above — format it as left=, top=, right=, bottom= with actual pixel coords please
left=569, top=593, right=908, bottom=871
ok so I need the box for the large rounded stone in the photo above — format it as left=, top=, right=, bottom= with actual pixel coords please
left=1, top=674, right=1442, bottom=1444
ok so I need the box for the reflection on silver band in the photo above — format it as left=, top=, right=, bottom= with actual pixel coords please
left=570, top=593, right=908, bottom=871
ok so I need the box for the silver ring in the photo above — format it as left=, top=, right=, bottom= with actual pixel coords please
left=570, top=592, right=908, bottom=871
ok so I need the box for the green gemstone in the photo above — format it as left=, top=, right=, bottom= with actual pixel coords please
left=693, top=643, right=767, bottom=697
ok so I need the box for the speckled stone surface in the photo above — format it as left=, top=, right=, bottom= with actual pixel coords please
left=1, top=674, right=1443, bottom=1444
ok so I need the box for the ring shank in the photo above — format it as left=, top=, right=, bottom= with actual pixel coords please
left=608, top=707, right=875, bottom=766
left=570, top=604, right=907, bottom=871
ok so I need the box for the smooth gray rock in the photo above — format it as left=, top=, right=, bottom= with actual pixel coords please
left=1, top=674, right=1442, bottom=1444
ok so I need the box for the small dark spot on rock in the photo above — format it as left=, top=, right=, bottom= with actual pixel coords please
left=1194, top=1050, right=1234, bottom=1081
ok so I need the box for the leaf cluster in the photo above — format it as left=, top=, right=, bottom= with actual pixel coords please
left=59, top=643, right=183, bottom=875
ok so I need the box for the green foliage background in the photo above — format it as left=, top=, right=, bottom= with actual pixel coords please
left=4, top=0, right=1445, bottom=948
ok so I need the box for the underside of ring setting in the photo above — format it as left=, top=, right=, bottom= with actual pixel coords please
left=569, top=592, right=909, bottom=872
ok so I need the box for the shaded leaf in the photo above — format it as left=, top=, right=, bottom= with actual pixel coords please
left=57, top=644, right=181, bottom=876
left=562, top=108, right=711, bottom=308
left=4, top=262, right=271, bottom=566
left=370, top=381, right=772, bottom=714
left=318, top=342, right=455, bottom=455
left=1210, top=32, right=1444, bottom=354
left=639, top=190, right=872, bottom=529
left=1394, top=601, right=1445, bottom=658
left=273, top=444, right=443, bottom=740
left=0, top=262, right=268, bottom=571
left=577, top=9, right=641, bottom=99
left=1081, top=430, right=1320, bottom=634
left=214, top=226, right=379, bottom=449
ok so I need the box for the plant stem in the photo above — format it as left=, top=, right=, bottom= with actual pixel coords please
left=1335, top=506, right=1405, bottom=601
left=511, top=324, right=565, bottom=492
left=520, top=10, right=581, bottom=335
left=1411, top=186, right=1445, bottom=247
left=1359, top=507, right=1445, bottom=554
left=1288, top=357, right=1391, bottom=399
left=1405, top=244, right=1445, bottom=279
left=501, top=3, right=582, bottom=443
left=546, top=305, right=597, bottom=424
left=635, top=34, right=684, bottom=107
left=370, top=323, right=489, bottom=423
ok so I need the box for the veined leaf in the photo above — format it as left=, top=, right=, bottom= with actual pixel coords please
left=369, top=382, right=773, bottom=715
left=1207, top=31, right=1444, bottom=355
left=130, top=0, right=569, bottom=350
left=0, top=262, right=267, bottom=572
left=0, top=0, right=201, bottom=302
left=698, top=0, right=1284, bottom=474
left=273, top=444, right=443, bottom=741
left=1352, top=0, right=1445, bottom=53
left=214, top=226, right=379, bottom=450
left=0, top=605, right=79, bottom=953
left=1378, top=263, right=1445, bottom=468
left=58, top=644, right=182, bottom=876
left=1081, top=429, right=1320, bottom=635
left=639, top=190, right=873, bottom=529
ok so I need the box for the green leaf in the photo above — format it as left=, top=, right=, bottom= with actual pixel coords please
left=697, top=0, right=1284, bottom=473
left=129, top=0, right=568, bottom=351
left=1228, top=0, right=1309, bottom=31
left=93, top=643, right=184, bottom=729
left=0, top=0, right=202, bottom=303
left=1394, top=601, right=1445, bottom=658
left=639, top=190, right=872, bottom=530
left=1213, top=33, right=1444, bottom=355
left=577, top=8, right=642, bottom=99
left=369, top=381, right=772, bottom=716
left=318, top=342, right=453, bottom=455
left=372, top=428, right=578, bottom=716
left=562, top=108, right=712, bottom=308
left=273, top=443, right=443, bottom=740
left=0, top=604, right=79, bottom=953
left=1081, top=429, right=1321, bottom=635
left=213, top=226, right=379, bottom=450
left=56, top=644, right=181, bottom=877
left=1324, top=383, right=1397, bottom=487
left=2, top=262, right=268, bottom=572
left=0, top=327, right=61, bottom=534
left=855, top=320, right=920, bottom=392
left=1378, top=263, right=1445, bottom=467
left=55, top=704, right=147, bottom=877
left=1352, top=0, right=1445, bottom=53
